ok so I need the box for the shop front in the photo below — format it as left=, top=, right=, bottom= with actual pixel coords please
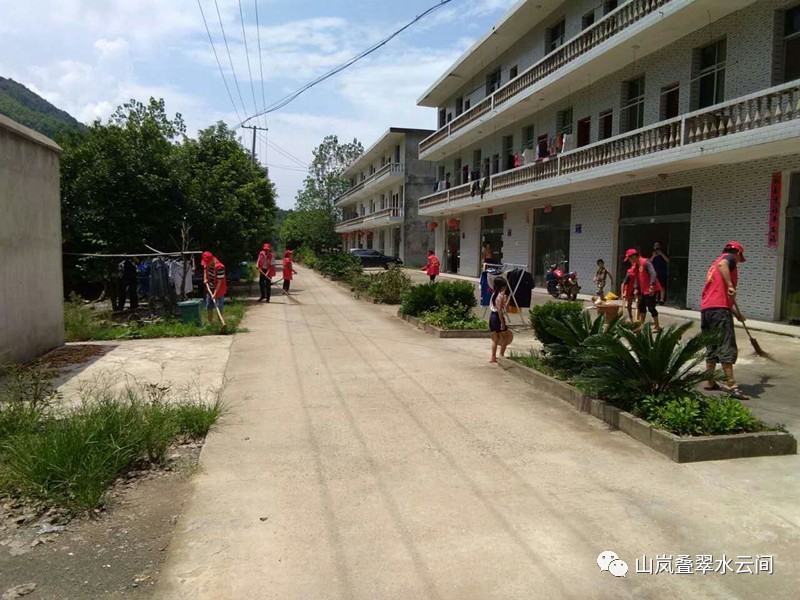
left=480, top=214, right=504, bottom=274
left=532, top=204, right=571, bottom=287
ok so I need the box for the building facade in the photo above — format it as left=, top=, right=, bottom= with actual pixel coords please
left=416, top=0, right=800, bottom=322
left=0, top=114, right=64, bottom=365
left=336, top=128, right=437, bottom=267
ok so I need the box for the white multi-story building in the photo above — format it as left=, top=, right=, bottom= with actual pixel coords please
left=417, top=0, right=800, bottom=321
left=336, top=128, right=437, bottom=267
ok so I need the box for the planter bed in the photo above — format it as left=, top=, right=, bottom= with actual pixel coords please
left=397, top=311, right=492, bottom=339
left=498, top=357, right=797, bottom=463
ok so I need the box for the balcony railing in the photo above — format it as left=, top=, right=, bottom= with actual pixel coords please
left=419, top=80, right=800, bottom=209
left=336, top=162, right=405, bottom=205
left=419, top=0, right=672, bottom=155
left=337, top=215, right=367, bottom=228
left=366, top=207, right=403, bottom=221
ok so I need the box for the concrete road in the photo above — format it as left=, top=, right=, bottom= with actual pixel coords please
left=155, top=268, right=800, bottom=599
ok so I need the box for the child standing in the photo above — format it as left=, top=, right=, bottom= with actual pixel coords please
left=489, top=277, right=512, bottom=363
left=593, top=259, right=613, bottom=298
left=282, top=250, right=297, bottom=294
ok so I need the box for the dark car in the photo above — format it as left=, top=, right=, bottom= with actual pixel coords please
left=349, top=248, right=404, bottom=269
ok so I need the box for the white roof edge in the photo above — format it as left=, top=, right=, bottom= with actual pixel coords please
left=416, top=0, right=531, bottom=107
left=343, top=127, right=434, bottom=178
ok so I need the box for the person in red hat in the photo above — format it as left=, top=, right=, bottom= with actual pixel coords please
left=256, top=243, right=276, bottom=302
left=422, top=250, right=440, bottom=283
left=282, top=250, right=297, bottom=294
left=624, top=248, right=662, bottom=332
left=700, top=241, right=748, bottom=400
left=201, top=251, right=227, bottom=323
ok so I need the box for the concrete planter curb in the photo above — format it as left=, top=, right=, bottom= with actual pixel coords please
left=331, top=280, right=384, bottom=304
left=497, top=357, right=797, bottom=463
left=397, top=311, right=492, bottom=339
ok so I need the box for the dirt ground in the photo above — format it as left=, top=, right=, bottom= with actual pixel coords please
left=0, top=444, right=201, bottom=600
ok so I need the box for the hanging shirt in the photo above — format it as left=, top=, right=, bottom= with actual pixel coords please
left=701, top=253, right=738, bottom=311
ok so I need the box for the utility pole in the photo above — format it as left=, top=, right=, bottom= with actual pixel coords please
left=242, top=125, right=269, bottom=167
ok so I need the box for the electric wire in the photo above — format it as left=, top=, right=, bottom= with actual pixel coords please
left=197, top=0, right=242, bottom=124
left=257, top=132, right=308, bottom=169
left=254, top=0, right=269, bottom=165
left=236, top=0, right=454, bottom=127
left=237, top=1, right=262, bottom=136
left=213, top=0, right=249, bottom=117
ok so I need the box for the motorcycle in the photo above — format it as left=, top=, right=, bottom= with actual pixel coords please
left=545, top=261, right=580, bottom=300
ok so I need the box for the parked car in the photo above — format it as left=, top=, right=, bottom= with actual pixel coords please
left=349, top=248, right=404, bottom=269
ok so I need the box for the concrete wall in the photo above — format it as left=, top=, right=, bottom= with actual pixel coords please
left=403, top=131, right=436, bottom=267
left=0, top=115, right=64, bottom=365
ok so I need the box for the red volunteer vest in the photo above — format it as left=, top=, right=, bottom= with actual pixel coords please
left=633, top=257, right=661, bottom=295
left=427, top=256, right=440, bottom=276
left=701, top=254, right=738, bottom=310
left=283, top=258, right=293, bottom=281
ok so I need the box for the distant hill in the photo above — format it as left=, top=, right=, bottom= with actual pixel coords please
left=0, top=76, right=86, bottom=140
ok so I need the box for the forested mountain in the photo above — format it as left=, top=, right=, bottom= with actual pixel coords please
left=0, top=76, right=86, bottom=140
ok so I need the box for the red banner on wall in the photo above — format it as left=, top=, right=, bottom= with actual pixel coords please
left=768, top=172, right=781, bottom=248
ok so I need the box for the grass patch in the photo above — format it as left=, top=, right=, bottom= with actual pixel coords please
left=508, top=351, right=569, bottom=380
left=65, top=297, right=246, bottom=342
left=418, top=305, right=487, bottom=330
left=0, top=367, right=226, bottom=511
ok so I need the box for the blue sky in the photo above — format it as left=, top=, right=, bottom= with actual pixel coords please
left=0, top=0, right=507, bottom=208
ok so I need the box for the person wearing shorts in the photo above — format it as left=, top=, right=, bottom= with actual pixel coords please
left=489, top=277, right=512, bottom=363
left=701, top=241, right=748, bottom=400
left=624, top=248, right=662, bottom=333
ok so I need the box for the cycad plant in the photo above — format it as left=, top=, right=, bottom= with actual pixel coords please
left=579, top=322, right=712, bottom=407
left=543, top=310, right=622, bottom=375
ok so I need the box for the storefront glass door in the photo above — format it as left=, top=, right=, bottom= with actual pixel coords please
left=618, top=187, right=692, bottom=307
left=533, top=205, right=571, bottom=286
left=782, top=173, right=800, bottom=322
left=481, top=214, right=504, bottom=274
left=446, top=228, right=461, bottom=273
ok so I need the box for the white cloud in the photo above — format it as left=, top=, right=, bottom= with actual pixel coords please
left=94, top=38, right=130, bottom=59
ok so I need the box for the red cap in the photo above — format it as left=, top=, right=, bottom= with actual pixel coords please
left=624, top=248, right=639, bottom=262
left=262, top=243, right=269, bottom=251
left=201, top=251, right=214, bottom=266
left=725, top=241, right=746, bottom=262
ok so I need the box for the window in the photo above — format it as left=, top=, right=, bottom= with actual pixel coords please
left=547, top=19, right=566, bottom=54
left=464, top=98, right=471, bottom=111
left=502, top=135, right=514, bottom=169
left=537, top=133, right=549, bottom=158
left=783, top=5, right=800, bottom=82
left=437, top=165, right=445, bottom=181
left=660, top=83, right=680, bottom=119
left=446, top=111, right=453, bottom=123
left=582, top=10, right=596, bottom=30
left=453, top=158, right=462, bottom=185
left=472, top=149, right=482, bottom=170
left=491, top=153, right=500, bottom=175
left=599, top=109, right=613, bottom=140
left=622, top=76, right=645, bottom=133
left=486, top=69, right=502, bottom=95
left=522, top=125, right=535, bottom=150
left=693, top=39, right=726, bottom=109
left=394, top=144, right=400, bottom=163
left=509, top=65, right=518, bottom=80
left=556, top=107, right=574, bottom=136
left=455, top=96, right=464, bottom=116
left=604, top=0, right=619, bottom=15
left=577, top=117, right=591, bottom=147
left=438, top=108, right=446, bottom=129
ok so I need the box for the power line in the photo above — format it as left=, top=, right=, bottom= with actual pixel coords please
left=257, top=132, right=308, bottom=169
left=197, top=0, right=242, bottom=124
left=236, top=0, right=455, bottom=127
left=254, top=0, right=268, bottom=163
left=213, top=0, right=249, bottom=117
left=237, top=0, right=260, bottom=124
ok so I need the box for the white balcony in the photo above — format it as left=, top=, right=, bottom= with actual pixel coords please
left=336, top=207, right=403, bottom=233
left=419, top=0, right=758, bottom=160
left=335, top=163, right=405, bottom=207
left=335, top=215, right=367, bottom=234
left=419, top=81, right=800, bottom=215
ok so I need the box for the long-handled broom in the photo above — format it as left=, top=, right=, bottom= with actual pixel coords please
left=205, top=283, right=227, bottom=334
left=733, top=301, right=776, bottom=362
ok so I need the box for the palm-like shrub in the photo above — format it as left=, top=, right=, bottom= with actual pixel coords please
left=579, top=322, right=711, bottom=406
left=543, top=310, right=621, bottom=375
left=529, top=301, right=583, bottom=346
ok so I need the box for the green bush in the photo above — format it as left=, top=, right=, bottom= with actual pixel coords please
left=419, top=304, right=487, bottom=330
left=700, top=397, right=764, bottom=435
left=434, top=281, right=477, bottom=311
left=294, top=246, right=318, bottom=269
left=530, top=301, right=583, bottom=346
left=578, top=322, right=711, bottom=408
left=348, top=271, right=373, bottom=294
left=650, top=396, right=702, bottom=436
left=400, top=283, right=439, bottom=316
left=367, top=267, right=412, bottom=304
left=317, top=252, right=362, bottom=281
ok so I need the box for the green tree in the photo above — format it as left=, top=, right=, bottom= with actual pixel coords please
left=175, top=122, right=276, bottom=266
left=283, top=135, right=363, bottom=251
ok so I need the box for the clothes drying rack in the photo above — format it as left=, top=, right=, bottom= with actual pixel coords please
left=482, top=262, right=530, bottom=327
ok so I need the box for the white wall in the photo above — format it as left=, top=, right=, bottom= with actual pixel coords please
left=0, top=115, right=64, bottom=365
